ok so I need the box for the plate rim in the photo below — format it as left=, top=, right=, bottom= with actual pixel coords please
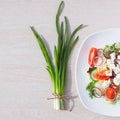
left=75, top=28, right=120, bottom=117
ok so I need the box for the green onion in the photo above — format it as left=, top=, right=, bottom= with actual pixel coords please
left=30, top=1, right=83, bottom=110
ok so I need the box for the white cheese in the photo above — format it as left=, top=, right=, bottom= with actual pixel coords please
left=105, top=70, right=112, bottom=76
left=116, top=64, right=120, bottom=68
left=116, top=74, right=120, bottom=79
left=102, top=79, right=111, bottom=88
left=113, top=77, right=120, bottom=85
left=106, top=59, right=115, bottom=70
left=109, top=64, right=116, bottom=69
left=117, top=55, right=120, bottom=60
left=107, top=59, right=113, bottom=65
left=113, top=74, right=120, bottom=85
left=113, top=66, right=120, bottom=74
left=95, top=81, right=103, bottom=88
left=118, top=61, right=120, bottom=65
left=110, top=53, right=116, bottom=60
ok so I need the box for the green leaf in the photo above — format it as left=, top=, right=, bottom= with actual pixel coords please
left=30, top=1, right=84, bottom=100
left=30, top=26, right=55, bottom=88
left=86, top=80, right=96, bottom=98
left=56, top=1, right=64, bottom=35
left=68, top=24, right=83, bottom=45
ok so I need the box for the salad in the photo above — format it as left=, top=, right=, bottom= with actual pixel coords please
left=86, top=42, right=120, bottom=104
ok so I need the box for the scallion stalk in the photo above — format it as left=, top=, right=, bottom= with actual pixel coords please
left=30, top=1, right=83, bottom=110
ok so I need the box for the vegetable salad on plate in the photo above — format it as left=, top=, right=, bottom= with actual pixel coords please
left=86, top=42, right=120, bottom=104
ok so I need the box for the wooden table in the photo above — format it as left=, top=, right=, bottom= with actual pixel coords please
left=0, top=0, right=120, bottom=119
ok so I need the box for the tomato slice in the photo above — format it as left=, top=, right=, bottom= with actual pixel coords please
left=94, top=69, right=110, bottom=80
left=105, top=87, right=116, bottom=100
left=110, top=83, right=119, bottom=93
left=88, top=48, right=97, bottom=66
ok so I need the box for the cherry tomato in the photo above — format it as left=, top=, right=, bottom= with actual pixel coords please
left=94, top=69, right=110, bottom=80
left=88, top=48, right=97, bottom=66
left=110, top=83, right=119, bottom=93
left=105, top=87, right=116, bottom=100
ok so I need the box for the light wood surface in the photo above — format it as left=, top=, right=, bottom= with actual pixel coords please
left=1, top=0, right=120, bottom=119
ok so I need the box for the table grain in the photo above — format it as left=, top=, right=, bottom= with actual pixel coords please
left=0, top=0, right=120, bottom=119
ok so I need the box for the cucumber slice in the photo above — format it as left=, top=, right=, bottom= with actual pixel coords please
left=103, top=47, right=111, bottom=58
left=90, top=68, right=98, bottom=81
left=115, top=42, right=120, bottom=49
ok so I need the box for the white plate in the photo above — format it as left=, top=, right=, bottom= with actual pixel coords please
left=76, top=28, right=120, bottom=117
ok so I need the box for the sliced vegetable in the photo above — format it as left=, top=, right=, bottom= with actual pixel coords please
left=110, top=83, right=119, bottom=93
left=97, top=49, right=103, bottom=56
left=88, top=48, right=97, bottom=66
left=89, top=68, right=99, bottom=81
left=112, top=43, right=119, bottom=53
left=94, top=69, right=110, bottom=80
left=92, top=87, right=102, bottom=98
left=110, top=70, right=116, bottom=79
left=114, top=59, right=119, bottom=64
left=103, top=46, right=111, bottom=58
left=103, top=43, right=120, bottom=56
left=115, top=42, right=120, bottom=49
left=105, top=87, right=116, bottom=100
left=94, top=56, right=103, bottom=66
left=95, top=81, right=105, bottom=95
left=109, top=45, right=115, bottom=52
left=90, top=68, right=110, bottom=81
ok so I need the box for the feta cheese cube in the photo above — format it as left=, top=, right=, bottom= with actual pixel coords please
left=110, top=53, right=116, bottom=60
left=113, top=67, right=120, bottom=74
left=109, top=64, right=116, bottom=69
left=116, top=64, right=120, bottom=68
left=102, top=79, right=111, bottom=88
left=118, top=61, right=120, bottom=65
left=113, top=77, right=120, bottom=85
left=105, top=70, right=112, bottom=76
left=95, top=81, right=103, bottom=88
left=107, top=59, right=113, bottom=65
left=116, top=74, right=120, bottom=79
left=117, top=55, right=120, bottom=60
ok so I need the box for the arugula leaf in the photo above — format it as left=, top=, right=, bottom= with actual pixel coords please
left=86, top=80, right=96, bottom=98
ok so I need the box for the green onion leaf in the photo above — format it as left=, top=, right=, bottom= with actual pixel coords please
left=30, top=1, right=84, bottom=110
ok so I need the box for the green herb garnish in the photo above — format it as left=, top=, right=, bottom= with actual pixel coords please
left=86, top=80, right=96, bottom=98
